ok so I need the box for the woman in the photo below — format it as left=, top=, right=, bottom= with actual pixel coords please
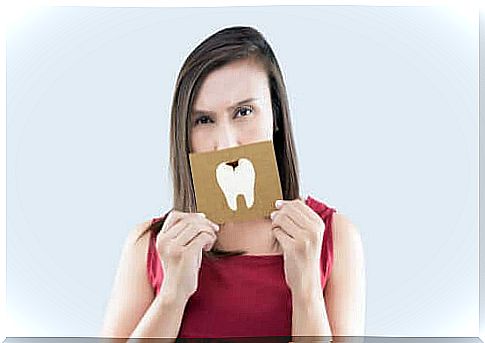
left=100, top=26, right=366, bottom=339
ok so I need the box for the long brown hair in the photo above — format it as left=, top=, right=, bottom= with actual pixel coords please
left=137, top=26, right=301, bottom=258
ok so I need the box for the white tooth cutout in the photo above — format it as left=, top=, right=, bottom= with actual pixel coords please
left=215, top=158, right=256, bottom=211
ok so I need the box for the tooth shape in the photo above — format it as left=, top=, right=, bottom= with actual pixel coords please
left=216, top=158, right=255, bottom=211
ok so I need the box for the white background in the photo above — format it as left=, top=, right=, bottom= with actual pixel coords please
left=6, top=5, right=478, bottom=337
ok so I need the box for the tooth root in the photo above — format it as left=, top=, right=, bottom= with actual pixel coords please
left=244, top=192, right=254, bottom=208
left=227, top=192, right=238, bottom=211
left=244, top=192, right=254, bottom=209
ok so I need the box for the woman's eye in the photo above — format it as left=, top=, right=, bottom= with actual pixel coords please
left=194, top=115, right=212, bottom=125
left=235, top=106, right=253, bottom=117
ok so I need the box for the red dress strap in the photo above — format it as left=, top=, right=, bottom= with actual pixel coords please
left=305, top=195, right=337, bottom=291
left=146, top=217, right=164, bottom=296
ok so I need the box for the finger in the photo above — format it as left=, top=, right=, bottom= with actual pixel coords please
left=162, top=210, right=211, bottom=234
left=167, top=215, right=218, bottom=240
left=278, top=199, right=321, bottom=231
left=293, top=199, right=323, bottom=226
left=272, top=226, right=293, bottom=253
left=271, top=211, right=300, bottom=239
left=277, top=203, right=315, bottom=232
left=204, top=218, right=220, bottom=233
left=186, top=230, right=216, bottom=252
left=274, top=199, right=289, bottom=209
left=175, top=222, right=217, bottom=246
left=275, top=198, right=304, bottom=208
left=188, top=232, right=216, bottom=269
left=161, top=210, right=187, bottom=234
left=202, top=240, right=214, bottom=252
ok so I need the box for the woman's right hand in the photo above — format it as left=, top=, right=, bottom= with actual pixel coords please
left=155, top=210, right=219, bottom=300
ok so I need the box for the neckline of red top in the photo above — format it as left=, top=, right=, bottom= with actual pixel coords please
left=202, top=253, right=284, bottom=266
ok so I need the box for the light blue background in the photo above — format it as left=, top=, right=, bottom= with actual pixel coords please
left=7, top=6, right=478, bottom=337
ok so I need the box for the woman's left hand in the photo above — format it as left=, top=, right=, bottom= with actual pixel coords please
left=271, top=198, right=324, bottom=295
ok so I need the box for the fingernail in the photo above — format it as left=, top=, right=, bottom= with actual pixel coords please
left=270, top=211, right=276, bottom=220
left=275, top=200, right=283, bottom=208
left=212, top=223, right=220, bottom=231
left=198, top=212, right=206, bottom=218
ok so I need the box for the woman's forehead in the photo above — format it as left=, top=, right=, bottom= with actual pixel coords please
left=193, top=61, right=270, bottom=111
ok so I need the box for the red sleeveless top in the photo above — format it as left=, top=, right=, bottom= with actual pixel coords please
left=146, top=195, right=336, bottom=338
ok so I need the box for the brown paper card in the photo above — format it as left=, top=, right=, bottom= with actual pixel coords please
left=189, top=140, right=283, bottom=224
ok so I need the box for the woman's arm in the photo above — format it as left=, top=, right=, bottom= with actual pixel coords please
left=290, top=212, right=365, bottom=339
left=129, top=285, right=189, bottom=340
left=100, top=221, right=189, bottom=341
left=292, top=287, right=332, bottom=338
left=324, top=213, right=366, bottom=336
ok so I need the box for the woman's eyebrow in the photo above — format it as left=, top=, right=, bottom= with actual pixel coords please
left=192, top=97, right=259, bottom=116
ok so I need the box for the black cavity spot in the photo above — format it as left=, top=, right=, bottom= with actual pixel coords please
left=226, top=160, right=239, bottom=169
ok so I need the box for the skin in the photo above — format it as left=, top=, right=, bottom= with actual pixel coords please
left=189, top=58, right=366, bottom=335
left=190, top=58, right=280, bottom=255
left=100, top=58, right=366, bottom=339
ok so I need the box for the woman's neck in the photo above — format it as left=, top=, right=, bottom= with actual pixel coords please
left=214, top=218, right=281, bottom=255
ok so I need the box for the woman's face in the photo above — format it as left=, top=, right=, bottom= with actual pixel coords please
left=189, top=59, right=274, bottom=153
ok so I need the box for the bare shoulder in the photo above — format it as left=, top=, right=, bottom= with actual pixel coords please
left=117, top=219, right=155, bottom=281
left=331, top=212, right=362, bottom=243
left=117, top=219, right=154, bottom=264
left=124, top=219, right=153, bottom=249
left=330, top=212, right=364, bottom=262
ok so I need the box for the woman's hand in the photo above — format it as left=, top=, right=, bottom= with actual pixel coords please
left=271, top=199, right=324, bottom=296
left=156, top=210, right=219, bottom=300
